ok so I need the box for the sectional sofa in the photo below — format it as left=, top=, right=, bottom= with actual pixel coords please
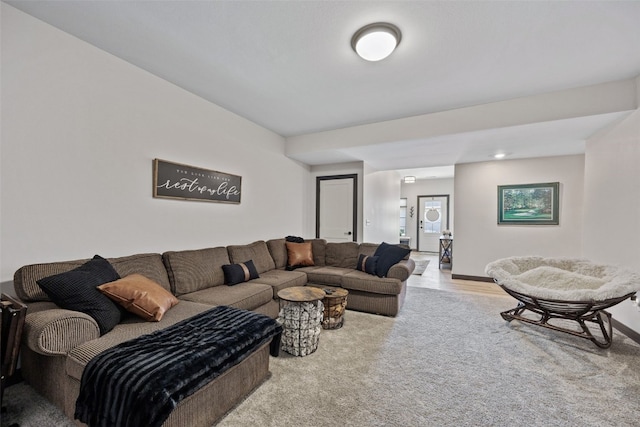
left=13, top=238, right=414, bottom=426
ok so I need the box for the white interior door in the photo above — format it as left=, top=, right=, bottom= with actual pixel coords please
left=417, top=195, right=449, bottom=252
left=317, top=176, right=355, bottom=242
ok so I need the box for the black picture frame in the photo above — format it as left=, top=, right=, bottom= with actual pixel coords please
left=153, top=159, right=241, bottom=204
left=497, top=182, right=559, bottom=225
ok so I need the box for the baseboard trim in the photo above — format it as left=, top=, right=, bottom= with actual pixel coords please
left=451, top=274, right=494, bottom=283
left=612, top=319, right=640, bottom=345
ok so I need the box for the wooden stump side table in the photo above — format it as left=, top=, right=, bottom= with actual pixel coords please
left=277, top=287, right=325, bottom=356
left=319, top=286, right=348, bottom=330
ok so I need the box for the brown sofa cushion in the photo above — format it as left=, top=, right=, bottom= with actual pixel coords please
left=255, top=269, right=307, bottom=295
left=285, top=242, right=314, bottom=267
left=309, top=239, right=327, bottom=267
left=358, top=243, right=379, bottom=256
left=266, top=239, right=288, bottom=269
left=304, top=266, right=353, bottom=286
left=162, top=247, right=229, bottom=296
left=179, top=282, right=273, bottom=311
left=108, top=254, right=173, bottom=292
left=342, top=270, right=403, bottom=295
left=227, top=241, right=275, bottom=274
left=98, top=274, right=180, bottom=321
left=325, top=242, right=359, bottom=268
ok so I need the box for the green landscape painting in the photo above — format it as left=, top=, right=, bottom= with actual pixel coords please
left=498, top=182, right=559, bottom=225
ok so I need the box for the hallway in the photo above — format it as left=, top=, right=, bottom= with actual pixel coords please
left=407, top=252, right=508, bottom=298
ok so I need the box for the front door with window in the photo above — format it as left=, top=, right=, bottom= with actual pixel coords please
left=417, top=195, right=449, bottom=252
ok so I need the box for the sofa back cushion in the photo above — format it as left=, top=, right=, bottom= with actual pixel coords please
left=309, top=239, right=327, bottom=267
left=109, top=254, right=172, bottom=292
left=162, top=247, right=229, bottom=296
left=358, top=243, right=379, bottom=257
left=325, top=242, right=360, bottom=268
left=227, top=240, right=275, bottom=274
left=266, top=239, right=288, bottom=269
left=14, top=253, right=170, bottom=302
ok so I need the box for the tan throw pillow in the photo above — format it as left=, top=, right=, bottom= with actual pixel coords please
left=286, top=242, right=315, bottom=267
left=98, top=274, right=179, bottom=322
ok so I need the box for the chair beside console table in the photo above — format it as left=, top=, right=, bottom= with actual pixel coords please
left=1, top=293, right=27, bottom=421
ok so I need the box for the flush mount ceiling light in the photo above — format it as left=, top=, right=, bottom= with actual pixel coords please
left=351, top=22, right=402, bottom=61
left=403, top=176, right=416, bottom=183
left=493, top=153, right=507, bottom=159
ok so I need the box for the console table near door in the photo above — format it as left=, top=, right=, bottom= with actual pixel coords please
left=439, top=237, right=453, bottom=269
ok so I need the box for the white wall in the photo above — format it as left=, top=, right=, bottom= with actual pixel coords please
left=453, top=155, right=584, bottom=277
left=583, top=108, right=640, bottom=334
left=362, top=165, right=401, bottom=244
left=0, top=5, right=310, bottom=286
left=286, top=79, right=637, bottom=165
left=401, top=178, right=455, bottom=250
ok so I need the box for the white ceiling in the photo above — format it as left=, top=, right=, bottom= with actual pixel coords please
left=6, top=0, right=640, bottom=178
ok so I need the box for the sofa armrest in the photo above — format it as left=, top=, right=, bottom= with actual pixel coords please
left=24, top=308, right=100, bottom=356
left=386, top=258, right=415, bottom=282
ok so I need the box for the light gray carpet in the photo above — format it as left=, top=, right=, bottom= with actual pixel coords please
left=3, top=287, right=640, bottom=427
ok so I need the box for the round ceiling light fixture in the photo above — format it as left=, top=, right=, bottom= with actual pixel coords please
left=351, top=22, right=402, bottom=61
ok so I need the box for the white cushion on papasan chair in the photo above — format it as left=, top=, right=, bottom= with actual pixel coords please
left=485, top=256, right=640, bottom=301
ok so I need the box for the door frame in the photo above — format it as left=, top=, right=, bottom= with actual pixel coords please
left=416, top=194, right=450, bottom=251
left=316, top=174, right=358, bottom=241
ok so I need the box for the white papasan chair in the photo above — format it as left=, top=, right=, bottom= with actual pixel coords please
left=485, top=256, right=640, bottom=348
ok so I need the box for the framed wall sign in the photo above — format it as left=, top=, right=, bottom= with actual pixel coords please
left=153, top=159, right=241, bottom=204
left=497, top=182, right=559, bottom=225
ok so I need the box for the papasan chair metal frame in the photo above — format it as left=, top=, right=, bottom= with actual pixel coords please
left=486, top=257, right=640, bottom=348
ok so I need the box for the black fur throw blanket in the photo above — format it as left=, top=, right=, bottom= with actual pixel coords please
left=75, top=306, right=282, bottom=427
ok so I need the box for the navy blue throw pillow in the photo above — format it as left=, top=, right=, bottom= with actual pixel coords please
left=37, top=255, right=122, bottom=335
left=222, top=260, right=259, bottom=285
left=373, top=242, right=411, bottom=278
left=356, top=254, right=378, bottom=275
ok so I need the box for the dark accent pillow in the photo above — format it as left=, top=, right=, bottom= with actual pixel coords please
left=356, top=254, right=378, bottom=275
left=373, top=242, right=411, bottom=278
left=36, top=255, right=122, bottom=335
left=286, top=242, right=314, bottom=268
left=222, top=260, right=259, bottom=286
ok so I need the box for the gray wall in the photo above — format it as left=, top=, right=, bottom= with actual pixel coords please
left=453, top=155, right=585, bottom=277
left=1, top=5, right=311, bottom=287
left=583, top=107, right=640, bottom=334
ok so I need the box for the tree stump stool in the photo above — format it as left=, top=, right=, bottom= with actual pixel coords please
left=320, top=286, right=348, bottom=329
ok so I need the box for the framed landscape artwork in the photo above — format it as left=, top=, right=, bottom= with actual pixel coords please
left=497, top=182, right=559, bottom=225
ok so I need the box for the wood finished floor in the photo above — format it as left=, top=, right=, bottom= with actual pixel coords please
left=407, top=252, right=509, bottom=298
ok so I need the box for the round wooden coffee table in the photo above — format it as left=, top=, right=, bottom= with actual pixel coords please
left=319, top=286, right=348, bottom=329
left=277, top=286, right=325, bottom=356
